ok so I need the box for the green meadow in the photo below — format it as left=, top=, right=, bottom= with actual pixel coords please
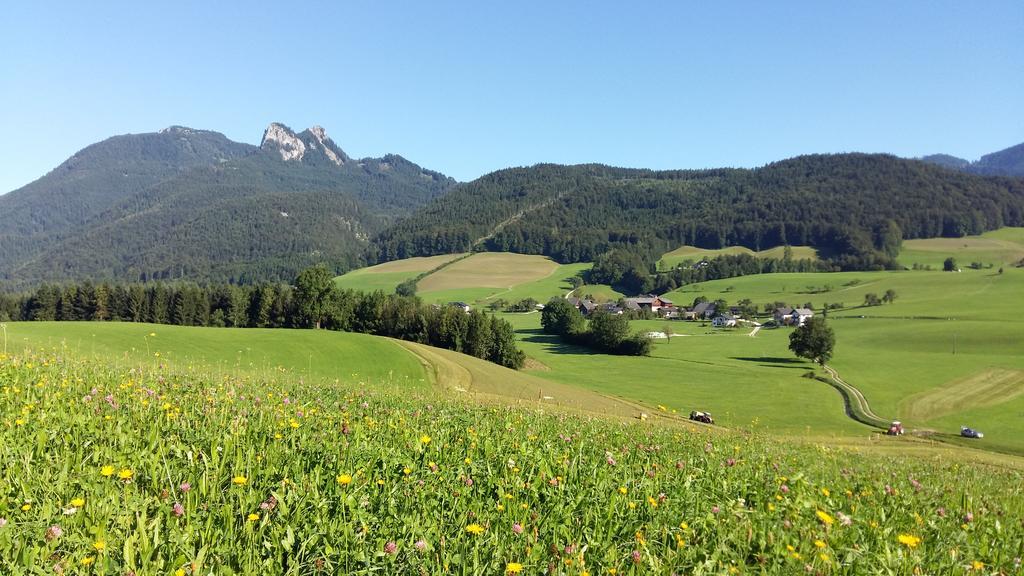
left=658, top=245, right=819, bottom=270
left=3, top=322, right=429, bottom=389
left=898, top=227, right=1024, bottom=269
left=334, top=254, right=466, bottom=293
left=329, top=234, right=1024, bottom=456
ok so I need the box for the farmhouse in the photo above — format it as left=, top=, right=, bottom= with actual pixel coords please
left=774, top=306, right=814, bottom=326
left=577, top=299, right=598, bottom=315
left=449, top=302, right=471, bottom=313
left=791, top=307, right=814, bottom=326
left=773, top=306, right=794, bottom=324
left=691, top=301, right=717, bottom=320
left=712, top=314, right=738, bottom=328
left=623, top=294, right=672, bottom=312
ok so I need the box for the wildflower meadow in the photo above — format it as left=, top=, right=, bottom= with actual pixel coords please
left=1, top=350, right=1022, bottom=574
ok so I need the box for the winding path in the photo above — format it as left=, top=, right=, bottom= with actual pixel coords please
left=822, top=364, right=889, bottom=429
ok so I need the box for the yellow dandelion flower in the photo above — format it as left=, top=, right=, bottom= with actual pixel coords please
left=466, top=523, right=485, bottom=535
left=248, top=513, right=259, bottom=521
left=897, top=534, right=921, bottom=548
left=821, top=488, right=830, bottom=497
left=100, top=465, right=115, bottom=477
left=21, top=503, right=30, bottom=511
left=816, top=510, right=834, bottom=526
left=814, top=540, right=826, bottom=548
left=819, top=553, right=830, bottom=562
left=420, top=434, right=431, bottom=444
left=337, top=473, right=353, bottom=485
left=232, top=475, right=247, bottom=485
left=93, top=541, right=106, bottom=551
left=117, top=468, right=133, bottom=480
left=81, top=556, right=95, bottom=566
left=972, top=561, right=984, bottom=570
left=506, top=562, right=523, bottom=574
left=403, top=467, right=411, bottom=475
left=70, top=497, right=85, bottom=508
left=618, top=486, right=628, bottom=495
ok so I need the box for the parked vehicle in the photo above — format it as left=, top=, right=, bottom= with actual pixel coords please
left=689, top=410, right=714, bottom=424
left=886, top=421, right=904, bottom=436
left=961, top=426, right=984, bottom=439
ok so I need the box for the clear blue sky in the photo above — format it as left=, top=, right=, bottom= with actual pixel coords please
left=1, top=1, right=1021, bottom=192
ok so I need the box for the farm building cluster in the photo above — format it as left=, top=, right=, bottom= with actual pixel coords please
left=566, top=295, right=814, bottom=327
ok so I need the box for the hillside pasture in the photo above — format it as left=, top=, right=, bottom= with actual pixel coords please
left=334, top=253, right=465, bottom=292
left=658, top=244, right=819, bottom=270
left=501, top=312, right=868, bottom=435
left=898, top=226, right=1024, bottom=269
left=3, top=322, right=428, bottom=388
left=417, top=253, right=559, bottom=294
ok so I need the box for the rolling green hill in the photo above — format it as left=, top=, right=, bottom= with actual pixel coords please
left=4, top=322, right=429, bottom=387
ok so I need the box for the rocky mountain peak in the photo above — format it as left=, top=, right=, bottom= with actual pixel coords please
left=260, top=122, right=307, bottom=162
left=260, top=123, right=349, bottom=165
left=305, top=125, right=348, bottom=166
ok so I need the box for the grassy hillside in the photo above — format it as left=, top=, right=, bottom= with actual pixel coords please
left=659, top=245, right=819, bottom=270
left=2, top=350, right=1021, bottom=573
left=3, top=322, right=428, bottom=388
left=334, top=253, right=466, bottom=293
left=898, top=227, right=1024, bottom=269
left=414, top=253, right=604, bottom=305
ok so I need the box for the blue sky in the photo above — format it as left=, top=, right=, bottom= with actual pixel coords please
left=1, top=1, right=1021, bottom=192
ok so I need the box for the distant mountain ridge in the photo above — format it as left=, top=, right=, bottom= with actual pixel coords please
left=919, top=141, right=1024, bottom=177
left=0, top=124, right=455, bottom=287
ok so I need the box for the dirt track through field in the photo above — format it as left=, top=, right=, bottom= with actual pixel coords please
left=900, top=369, right=1024, bottom=422
left=823, top=365, right=889, bottom=428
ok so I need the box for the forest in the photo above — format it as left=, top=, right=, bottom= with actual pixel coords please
left=0, top=267, right=525, bottom=369
left=368, top=154, right=1024, bottom=270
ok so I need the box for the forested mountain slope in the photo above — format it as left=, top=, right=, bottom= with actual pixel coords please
left=369, top=154, right=1024, bottom=269
left=920, top=141, right=1024, bottom=177
left=0, top=124, right=454, bottom=286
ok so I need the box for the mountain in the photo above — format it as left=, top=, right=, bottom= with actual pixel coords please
left=919, top=142, right=1024, bottom=177
left=971, top=142, right=1024, bottom=177
left=0, top=124, right=454, bottom=287
left=918, top=153, right=970, bottom=171
left=369, top=154, right=1024, bottom=269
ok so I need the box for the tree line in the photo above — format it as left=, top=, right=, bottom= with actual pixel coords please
left=0, top=266, right=526, bottom=369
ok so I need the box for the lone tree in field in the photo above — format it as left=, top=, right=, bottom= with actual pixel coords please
left=882, top=289, right=898, bottom=304
left=294, top=265, right=335, bottom=329
left=789, top=316, right=835, bottom=366
left=943, top=257, right=958, bottom=272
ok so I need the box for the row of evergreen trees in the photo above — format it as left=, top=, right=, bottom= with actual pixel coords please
left=0, top=267, right=526, bottom=369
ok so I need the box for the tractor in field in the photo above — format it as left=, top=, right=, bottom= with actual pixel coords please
left=960, top=426, right=984, bottom=439
left=886, top=421, right=904, bottom=436
left=689, top=410, right=714, bottom=425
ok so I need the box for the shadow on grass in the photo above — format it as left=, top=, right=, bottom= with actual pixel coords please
left=518, top=328, right=599, bottom=356
left=730, top=356, right=809, bottom=369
